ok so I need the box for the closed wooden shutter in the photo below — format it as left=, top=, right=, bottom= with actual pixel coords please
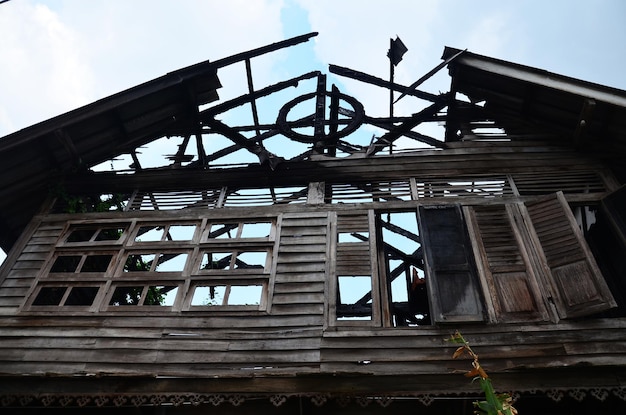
left=465, top=204, right=548, bottom=322
left=419, top=205, right=484, bottom=323
left=523, top=192, right=616, bottom=319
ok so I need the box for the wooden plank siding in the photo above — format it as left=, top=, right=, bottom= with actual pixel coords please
left=0, top=218, right=61, bottom=314
left=0, top=145, right=624, bottom=390
left=321, top=320, right=626, bottom=377
left=0, top=211, right=330, bottom=377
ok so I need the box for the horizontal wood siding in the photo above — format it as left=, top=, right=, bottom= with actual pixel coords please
left=0, top=212, right=329, bottom=377
left=0, top=144, right=623, bottom=387
left=321, top=320, right=626, bottom=375
left=0, top=220, right=62, bottom=314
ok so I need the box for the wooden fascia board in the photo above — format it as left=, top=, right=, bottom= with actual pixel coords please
left=445, top=48, right=626, bottom=108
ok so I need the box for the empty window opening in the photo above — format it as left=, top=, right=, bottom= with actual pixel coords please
left=190, top=284, right=263, bottom=307
left=123, top=253, right=188, bottom=273
left=64, top=286, right=99, bottom=306
left=234, top=251, right=267, bottom=269
left=50, top=254, right=113, bottom=274
left=200, top=252, right=233, bottom=270
left=135, top=226, right=164, bottom=242
left=94, top=227, right=127, bottom=241
left=199, top=250, right=268, bottom=271
left=66, top=229, right=96, bottom=243
left=50, top=256, right=81, bottom=273
left=135, top=224, right=198, bottom=242
left=209, top=223, right=239, bottom=239
left=207, top=221, right=273, bottom=240
left=337, top=275, right=373, bottom=321
left=168, top=225, right=197, bottom=240
left=80, top=255, right=113, bottom=272
left=155, top=253, right=188, bottom=272
left=239, top=222, right=272, bottom=238
left=32, top=286, right=99, bottom=307
left=378, top=211, right=430, bottom=326
left=65, top=224, right=128, bottom=244
left=32, top=287, right=66, bottom=306
left=109, top=285, right=178, bottom=306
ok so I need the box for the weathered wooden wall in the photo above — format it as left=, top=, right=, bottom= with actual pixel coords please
left=0, top=143, right=625, bottom=391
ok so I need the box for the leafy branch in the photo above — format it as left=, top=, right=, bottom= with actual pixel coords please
left=446, top=331, right=518, bottom=415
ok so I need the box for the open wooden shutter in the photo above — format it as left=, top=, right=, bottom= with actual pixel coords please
left=522, top=192, right=616, bottom=319
left=419, top=205, right=483, bottom=323
left=465, top=204, right=548, bottom=323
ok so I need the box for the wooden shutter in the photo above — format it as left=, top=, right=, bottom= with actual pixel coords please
left=465, top=204, right=548, bottom=322
left=419, top=205, right=484, bottom=323
left=522, top=192, right=616, bottom=319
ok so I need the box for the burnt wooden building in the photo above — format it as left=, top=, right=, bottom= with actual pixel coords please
left=1, top=33, right=626, bottom=413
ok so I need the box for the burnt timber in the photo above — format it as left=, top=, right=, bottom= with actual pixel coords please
left=1, top=33, right=626, bottom=413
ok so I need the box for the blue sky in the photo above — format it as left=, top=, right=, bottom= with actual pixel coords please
left=0, top=0, right=625, bottom=263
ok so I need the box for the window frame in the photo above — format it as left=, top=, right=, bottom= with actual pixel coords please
left=22, top=215, right=280, bottom=313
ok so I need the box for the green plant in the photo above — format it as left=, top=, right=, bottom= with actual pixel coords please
left=446, top=331, right=518, bottom=415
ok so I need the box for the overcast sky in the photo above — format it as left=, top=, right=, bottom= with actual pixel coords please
left=0, top=0, right=625, bottom=262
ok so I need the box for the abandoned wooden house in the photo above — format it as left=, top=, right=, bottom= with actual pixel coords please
left=1, top=32, right=626, bottom=413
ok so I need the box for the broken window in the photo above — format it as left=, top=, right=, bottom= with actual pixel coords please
left=333, top=212, right=379, bottom=324
left=377, top=211, right=430, bottom=326
left=197, top=250, right=269, bottom=272
left=189, top=283, right=265, bottom=308
left=31, top=285, right=100, bottom=307
left=133, top=223, right=199, bottom=243
left=123, top=252, right=189, bottom=273
left=63, top=223, right=129, bottom=244
left=49, top=253, right=114, bottom=274
left=25, top=215, right=278, bottom=312
left=108, top=285, right=179, bottom=307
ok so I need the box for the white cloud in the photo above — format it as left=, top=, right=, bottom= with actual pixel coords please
left=0, top=0, right=287, bottom=137
left=0, top=1, right=95, bottom=135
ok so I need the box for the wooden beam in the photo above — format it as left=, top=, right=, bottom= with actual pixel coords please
left=200, top=71, right=320, bottom=119
left=329, top=64, right=444, bottom=103
left=245, top=58, right=262, bottom=137
left=394, top=48, right=466, bottom=104
left=208, top=120, right=284, bottom=169
left=366, top=100, right=449, bottom=156
left=313, top=74, right=327, bottom=153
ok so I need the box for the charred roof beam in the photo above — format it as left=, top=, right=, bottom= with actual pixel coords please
left=365, top=99, right=449, bottom=157
left=199, top=71, right=320, bottom=120
left=329, top=64, right=444, bottom=104
left=207, top=120, right=284, bottom=170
